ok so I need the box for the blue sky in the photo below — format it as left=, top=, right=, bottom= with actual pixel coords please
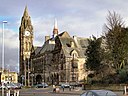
left=0, top=0, right=128, bottom=72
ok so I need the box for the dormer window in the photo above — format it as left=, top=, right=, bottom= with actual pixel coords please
left=71, top=51, right=78, bottom=58
left=66, top=43, right=71, bottom=47
left=73, top=53, right=77, bottom=58
left=71, top=41, right=75, bottom=48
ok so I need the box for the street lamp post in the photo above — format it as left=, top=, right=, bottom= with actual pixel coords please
left=2, top=20, right=7, bottom=96
left=2, top=21, right=7, bottom=72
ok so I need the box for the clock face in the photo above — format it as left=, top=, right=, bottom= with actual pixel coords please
left=25, top=31, right=30, bottom=36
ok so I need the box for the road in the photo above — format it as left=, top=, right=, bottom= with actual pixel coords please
left=19, top=86, right=124, bottom=96
left=20, top=87, right=81, bottom=96
left=0, top=86, right=124, bottom=96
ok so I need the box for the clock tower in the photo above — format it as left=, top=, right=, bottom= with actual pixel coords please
left=19, top=6, right=33, bottom=86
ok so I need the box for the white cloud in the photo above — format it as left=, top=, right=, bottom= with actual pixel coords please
left=0, top=28, right=19, bottom=72
left=1, top=0, right=128, bottom=72
left=0, top=29, right=18, bottom=49
left=32, top=17, right=55, bottom=46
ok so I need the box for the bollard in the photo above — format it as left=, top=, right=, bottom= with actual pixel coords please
left=124, top=86, right=126, bottom=95
left=8, top=90, right=10, bottom=96
left=14, top=90, right=17, bottom=96
left=14, top=90, right=19, bottom=96
left=6, top=90, right=9, bottom=96
left=6, top=89, right=10, bottom=96
left=14, top=90, right=16, bottom=96
left=69, top=86, right=71, bottom=91
left=16, top=90, right=19, bottom=96
left=62, top=86, right=64, bottom=91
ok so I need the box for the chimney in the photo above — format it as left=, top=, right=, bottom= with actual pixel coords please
left=45, top=36, right=50, bottom=41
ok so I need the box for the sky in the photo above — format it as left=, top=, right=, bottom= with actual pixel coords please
left=0, top=0, right=128, bottom=72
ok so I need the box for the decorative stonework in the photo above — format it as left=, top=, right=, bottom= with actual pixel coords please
left=19, top=6, right=33, bottom=86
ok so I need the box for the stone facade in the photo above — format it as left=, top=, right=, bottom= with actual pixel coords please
left=19, top=6, right=33, bottom=86
left=31, top=31, right=88, bottom=85
left=19, top=6, right=88, bottom=86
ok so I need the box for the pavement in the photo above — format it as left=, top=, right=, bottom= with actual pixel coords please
left=0, top=86, right=124, bottom=96
left=49, top=87, right=85, bottom=95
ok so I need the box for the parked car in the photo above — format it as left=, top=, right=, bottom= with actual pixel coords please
left=13, top=83, right=23, bottom=89
left=61, top=83, right=70, bottom=88
left=6, top=83, right=17, bottom=89
left=35, top=83, right=48, bottom=88
left=80, top=90, right=118, bottom=96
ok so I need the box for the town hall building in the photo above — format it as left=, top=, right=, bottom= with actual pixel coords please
left=19, top=6, right=88, bottom=86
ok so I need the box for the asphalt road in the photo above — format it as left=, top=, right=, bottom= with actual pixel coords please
left=19, top=86, right=124, bottom=96
left=20, top=87, right=81, bottom=96
left=0, top=86, right=124, bottom=96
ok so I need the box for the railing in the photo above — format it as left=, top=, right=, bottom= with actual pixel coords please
left=0, top=89, right=20, bottom=96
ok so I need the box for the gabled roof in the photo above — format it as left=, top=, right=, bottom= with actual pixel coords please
left=59, top=37, right=77, bottom=47
left=39, top=39, right=55, bottom=54
left=73, top=37, right=88, bottom=57
left=55, top=32, right=86, bottom=58
left=57, top=31, right=70, bottom=38
left=62, top=46, right=85, bottom=58
left=74, top=37, right=88, bottom=49
left=32, top=31, right=88, bottom=58
left=33, top=46, right=42, bottom=55
left=57, top=31, right=77, bottom=48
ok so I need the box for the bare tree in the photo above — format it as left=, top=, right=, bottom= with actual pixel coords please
left=105, top=11, right=124, bottom=32
left=104, top=11, right=128, bottom=70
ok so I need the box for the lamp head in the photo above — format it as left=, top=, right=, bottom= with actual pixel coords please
left=3, top=21, right=7, bottom=23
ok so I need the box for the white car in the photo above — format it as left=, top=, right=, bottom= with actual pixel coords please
left=35, top=83, right=48, bottom=88
left=80, top=90, right=118, bottom=96
left=61, top=83, right=70, bottom=88
left=6, top=83, right=17, bottom=89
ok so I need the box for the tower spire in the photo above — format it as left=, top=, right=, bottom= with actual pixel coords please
left=53, top=18, right=58, bottom=38
left=23, top=6, right=29, bottom=17
left=20, top=6, right=33, bottom=31
left=54, top=18, right=58, bottom=29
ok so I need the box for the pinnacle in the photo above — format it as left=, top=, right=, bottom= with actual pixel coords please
left=54, top=18, right=58, bottom=29
left=23, top=6, right=29, bottom=17
left=53, top=18, right=59, bottom=37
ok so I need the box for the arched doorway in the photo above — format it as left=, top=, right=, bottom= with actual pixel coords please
left=53, top=73, right=59, bottom=85
left=36, top=75, right=42, bottom=84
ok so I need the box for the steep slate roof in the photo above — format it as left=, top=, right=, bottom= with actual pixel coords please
left=32, top=31, right=88, bottom=58
left=74, top=37, right=88, bottom=49
left=33, top=46, right=42, bottom=55
left=74, top=37, right=89, bottom=56
left=57, top=31, right=76, bottom=47
left=39, top=39, right=55, bottom=54
left=57, top=31, right=86, bottom=58
left=57, top=31, right=70, bottom=37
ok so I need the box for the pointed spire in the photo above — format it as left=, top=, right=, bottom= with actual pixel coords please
left=23, top=6, right=29, bottom=17
left=54, top=18, right=58, bottom=29
left=53, top=18, right=58, bottom=38
left=20, top=6, right=33, bottom=31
